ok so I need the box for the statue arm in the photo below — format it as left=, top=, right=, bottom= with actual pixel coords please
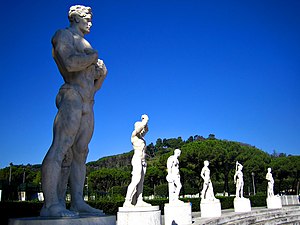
left=167, top=157, right=173, bottom=173
left=52, top=30, right=98, bottom=72
left=94, top=60, right=108, bottom=91
left=131, top=121, right=148, bottom=137
left=200, top=168, right=205, bottom=180
left=233, top=172, right=237, bottom=184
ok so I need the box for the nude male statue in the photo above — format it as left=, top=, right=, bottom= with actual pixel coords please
left=266, top=167, right=274, bottom=197
left=166, top=149, right=184, bottom=204
left=40, top=5, right=107, bottom=217
left=200, top=160, right=218, bottom=202
left=234, top=161, right=244, bottom=198
left=123, top=114, right=152, bottom=207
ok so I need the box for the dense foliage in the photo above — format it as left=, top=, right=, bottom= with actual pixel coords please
left=0, top=135, right=299, bottom=202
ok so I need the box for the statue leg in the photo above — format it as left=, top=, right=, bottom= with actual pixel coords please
left=236, top=182, right=240, bottom=198
left=135, top=164, right=151, bottom=206
left=240, top=181, right=244, bottom=198
left=40, top=89, right=82, bottom=217
left=57, top=149, right=73, bottom=207
left=124, top=160, right=142, bottom=206
left=174, top=177, right=182, bottom=199
left=69, top=106, right=103, bottom=215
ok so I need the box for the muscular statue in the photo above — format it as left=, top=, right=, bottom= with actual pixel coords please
left=234, top=161, right=244, bottom=198
left=123, top=114, right=151, bottom=207
left=200, top=160, right=218, bottom=202
left=166, top=149, right=184, bottom=204
left=266, top=168, right=274, bottom=197
left=40, top=5, right=107, bottom=217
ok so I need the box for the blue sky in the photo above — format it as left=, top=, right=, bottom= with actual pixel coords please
left=0, top=0, right=299, bottom=168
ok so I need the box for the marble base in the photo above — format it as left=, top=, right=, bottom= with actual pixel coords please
left=164, top=203, right=192, bottom=225
left=117, top=206, right=161, bottom=225
left=280, top=195, right=300, bottom=206
left=8, top=215, right=116, bottom=225
left=200, top=200, right=221, bottom=218
left=267, top=196, right=282, bottom=209
left=234, top=197, right=251, bottom=212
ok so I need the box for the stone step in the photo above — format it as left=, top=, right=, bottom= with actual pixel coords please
left=226, top=211, right=300, bottom=225
left=193, top=206, right=300, bottom=225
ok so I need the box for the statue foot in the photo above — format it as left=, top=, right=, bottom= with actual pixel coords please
left=40, top=204, right=79, bottom=217
left=70, top=201, right=104, bottom=216
left=135, top=200, right=152, bottom=207
left=123, top=201, right=135, bottom=207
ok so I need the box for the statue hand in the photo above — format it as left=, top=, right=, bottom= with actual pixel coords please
left=166, top=174, right=172, bottom=182
left=95, top=59, right=107, bottom=77
left=142, top=160, right=147, bottom=167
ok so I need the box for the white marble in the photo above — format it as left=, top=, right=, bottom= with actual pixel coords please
left=266, top=168, right=275, bottom=198
left=8, top=215, right=116, bottom=225
left=234, top=161, right=244, bottom=198
left=117, top=206, right=161, bottom=225
left=166, top=149, right=184, bottom=204
left=234, top=197, right=251, bottom=212
left=267, top=196, right=282, bottom=209
left=200, top=200, right=221, bottom=218
left=123, top=115, right=152, bottom=207
left=281, top=195, right=300, bottom=206
left=164, top=203, right=192, bottom=225
left=200, top=160, right=218, bottom=202
left=41, top=5, right=107, bottom=217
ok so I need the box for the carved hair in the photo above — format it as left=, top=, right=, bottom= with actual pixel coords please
left=68, top=5, right=92, bottom=22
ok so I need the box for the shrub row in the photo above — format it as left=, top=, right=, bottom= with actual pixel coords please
left=0, top=195, right=267, bottom=224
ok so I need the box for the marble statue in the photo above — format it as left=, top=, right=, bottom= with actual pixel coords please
left=200, top=160, right=221, bottom=217
left=234, top=161, right=244, bottom=198
left=200, top=160, right=218, bottom=202
left=233, top=162, right=251, bottom=212
left=123, top=114, right=151, bottom=207
left=166, top=149, right=184, bottom=204
left=265, top=167, right=282, bottom=209
left=40, top=5, right=107, bottom=217
left=266, top=168, right=274, bottom=197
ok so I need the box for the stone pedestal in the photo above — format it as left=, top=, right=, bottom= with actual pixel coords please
left=234, top=197, right=251, bottom=212
left=8, top=215, right=116, bottom=225
left=267, top=196, right=282, bottom=209
left=200, top=200, right=221, bottom=218
left=164, top=203, right=192, bottom=225
left=117, top=206, right=161, bottom=225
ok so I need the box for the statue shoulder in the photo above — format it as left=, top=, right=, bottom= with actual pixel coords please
left=52, top=29, right=74, bottom=46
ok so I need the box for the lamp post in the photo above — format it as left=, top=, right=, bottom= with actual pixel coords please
left=9, top=163, right=13, bottom=185
left=86, top=176, right=89, bottom=200
left=251, top=172, right=256, bottom=195
left=22, top=167, right=26, bottom=184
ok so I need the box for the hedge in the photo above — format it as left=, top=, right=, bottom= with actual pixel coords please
left=0, top=195, right=267, bottom=224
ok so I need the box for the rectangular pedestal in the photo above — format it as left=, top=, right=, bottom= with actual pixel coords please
left=234, top=197, right=251, bottom=212
left=117, top=206, right=161, bottom=225
left=9, top=215, right=116, bottom=225
left=267, top=196, right=282, bottom=209
left=164, top=203, right=192, bottom=225
left=200, top=201, right=221, bottom=218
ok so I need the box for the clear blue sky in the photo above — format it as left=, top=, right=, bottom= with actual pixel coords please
left=1, top=0, right=299, bottom=168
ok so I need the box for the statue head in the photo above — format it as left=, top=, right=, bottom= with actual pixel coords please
left=238, top=164, right=243, bottom=170
left=174, top=149, right=181, bottom=157
left=268, top=167, right=272, bottom=173
left=68, top=5, right=93, bottom=35
left=204, top=160, right=209, bottom=166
